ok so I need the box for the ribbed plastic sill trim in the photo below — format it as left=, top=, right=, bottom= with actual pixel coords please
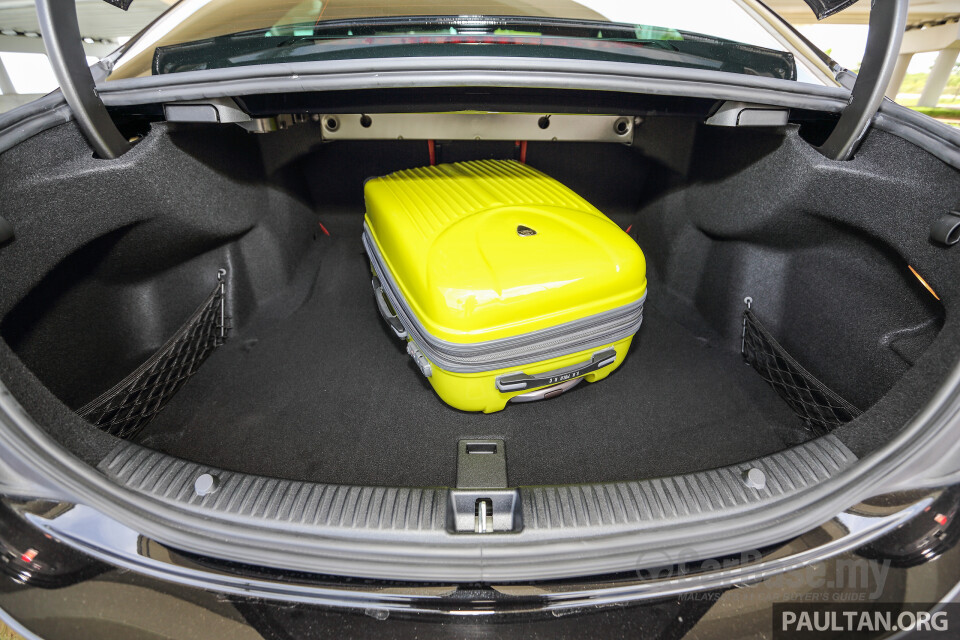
left=97, top=435, right=856, bottom=536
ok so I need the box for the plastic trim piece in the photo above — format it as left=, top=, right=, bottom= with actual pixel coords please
left=456, top=439, right=507, bottom=489
left=35, top=0, right=130, bottom=159
left=163, top=97, right=251, bottom=124
left=98, top=444, right=448, bottom=538
left=89, top=435, right=858, bottom=579
left=522, top=437, right=856, bottom=531
left=705, top=101, right=790, bottom=127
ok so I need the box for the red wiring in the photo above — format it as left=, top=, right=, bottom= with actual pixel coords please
left=625, top=224, right=633, bottom=234
left=318, top=221, right=330, bottom=236
left=519, top=140, right=528, bottom=164
left=428, top=140, right=436, bottom=166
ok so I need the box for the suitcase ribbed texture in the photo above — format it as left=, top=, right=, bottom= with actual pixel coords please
left=374, top=160, right=586, bottom=238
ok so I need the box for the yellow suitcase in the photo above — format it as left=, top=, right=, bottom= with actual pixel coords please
left=363, top=159, right=647, bottom=413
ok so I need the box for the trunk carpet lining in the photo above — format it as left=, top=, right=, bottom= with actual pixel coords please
left=135, top=217, right=810, bottom=487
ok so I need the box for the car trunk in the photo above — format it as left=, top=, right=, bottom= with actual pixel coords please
left=0, top=112, right=954, bottom=490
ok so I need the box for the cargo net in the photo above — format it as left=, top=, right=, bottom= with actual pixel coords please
left=78, top=271, right=228, bottom=439
left=741, top=300, right=861, bottom=436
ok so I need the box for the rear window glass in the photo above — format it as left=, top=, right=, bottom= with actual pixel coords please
left=108, top=0, right=817, bottom=83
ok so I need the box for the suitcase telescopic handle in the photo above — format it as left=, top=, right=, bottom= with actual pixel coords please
left=496, top=349, right=618, bottom=392
left=371, top=276, right=408, bottom=340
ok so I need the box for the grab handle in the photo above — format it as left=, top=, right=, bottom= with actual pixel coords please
left=371, top=276, right=407, bottom=340
left=496, top=349, right=617, bottom=392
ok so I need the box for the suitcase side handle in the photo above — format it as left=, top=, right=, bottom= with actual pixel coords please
left=496, top=349, right=618, bottom=392
left=372, top=276, right=408, bottom=340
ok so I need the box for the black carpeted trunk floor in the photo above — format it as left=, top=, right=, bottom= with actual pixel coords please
left=137, top=217, right=810, bottom=487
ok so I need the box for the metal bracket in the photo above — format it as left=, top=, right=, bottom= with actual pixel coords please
left=319, top=113, right=635, bottom=143
left=817, top=0, right=908, bottom=161
left=36, top=0, right=131, bottom=159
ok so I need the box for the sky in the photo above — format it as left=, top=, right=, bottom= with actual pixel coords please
left=796, top=23, right=939, bottom=74
left=577, top=0, right=786, bottom=48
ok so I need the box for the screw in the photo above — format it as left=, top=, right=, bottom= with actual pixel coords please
left=613, top=117, right=631, bottom=136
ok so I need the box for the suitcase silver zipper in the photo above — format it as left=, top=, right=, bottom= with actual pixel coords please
left=363, top=226, right=645, bottom=374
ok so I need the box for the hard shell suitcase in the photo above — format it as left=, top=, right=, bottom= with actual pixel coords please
left=363, top=159, right=647, bottom=413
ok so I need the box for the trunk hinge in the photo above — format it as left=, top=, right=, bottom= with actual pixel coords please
left=35, top=0, right=132, bottom=159
left=818, top=0, right=908, bottom=161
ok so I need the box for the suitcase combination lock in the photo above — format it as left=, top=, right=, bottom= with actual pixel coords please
left=407, top=341, right=432, bottom=378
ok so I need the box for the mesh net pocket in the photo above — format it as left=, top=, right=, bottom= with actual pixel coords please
left=741, top=304, right=860, bottom=435
left=78, top=273, right=228, bottom=439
